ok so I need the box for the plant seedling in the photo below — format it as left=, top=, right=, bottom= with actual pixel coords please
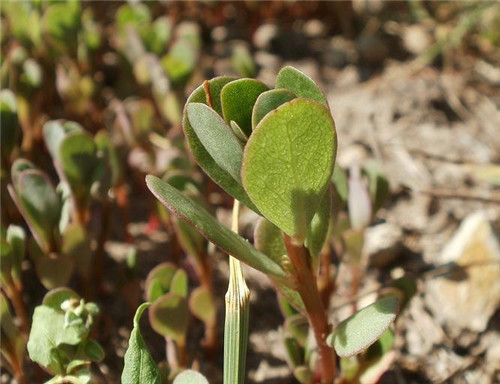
left=145, top=263, right=189, bottom=370
left=146, top=66, right=411, bottom=383
left=0, top=292, right=27, bottom=384
left=27, top=288, right=104, bottom=384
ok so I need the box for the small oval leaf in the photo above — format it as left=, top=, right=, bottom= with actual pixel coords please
left=252, top=88, right=296, bottom=129
left=275, top=66, right=328, bottom=106
left=327, top=296, right=399, bottom=357
left=189, top=286, right=216, bottom=325
left=144, top=262, right=177, bottom=302
left=170, top=269, right=188, bottom=298
left=149, top=293, right=189, bottom=344
left=173, top=370, right=209, bottom=384
left=254, top=217, right=286, bottom=265
left=221, top=78, right=268, bottom=136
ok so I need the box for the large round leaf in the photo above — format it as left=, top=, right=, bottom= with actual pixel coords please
left=242, top=99, right=336, bottom=241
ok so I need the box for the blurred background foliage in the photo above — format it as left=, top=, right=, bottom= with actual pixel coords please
left=1, top=1, right=499, bottom=383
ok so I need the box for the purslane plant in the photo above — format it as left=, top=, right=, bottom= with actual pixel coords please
left=146, top=66, right=407, bottom=383
left=27, top=289, right=104, bottom=384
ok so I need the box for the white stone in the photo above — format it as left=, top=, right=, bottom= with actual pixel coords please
left=425, top=211, right=500, bottom=332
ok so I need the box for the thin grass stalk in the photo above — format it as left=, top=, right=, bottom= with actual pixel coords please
left=224, top=200, right=250, bottom=384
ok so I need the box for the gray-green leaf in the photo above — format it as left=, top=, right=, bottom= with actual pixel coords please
left=27, top=306, right=82, bottom=374
left=326, top=296, right=399, bottom=357
left=122, top=303, right=161, bottom=384
left=187, top=103, right=243, bottom=183
left=275, top=66, right=328, bottom=106
left=146, top=175, right=287, bottom=283
left=183, top=77, right=258, bottom=212
left=173, top=370, right=209, bottom=384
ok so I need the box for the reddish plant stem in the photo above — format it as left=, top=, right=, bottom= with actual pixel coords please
left=318, top=246, right=335, bottom=311
left=5, top=285, right=29, bottom=335
left=283, top=235, right=336, bottom=384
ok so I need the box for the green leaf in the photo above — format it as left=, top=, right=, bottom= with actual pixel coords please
left=0, top=90, right=19, bottom=165
left=364, top=328, right=394, bottom=363
left=82, top=339, right=105, bottom=362
left=173, top=370, right=209, bottom=384
left=331, top=165, right=348, bottom=208
left=95, top=130, right=121, bottom=189
left=6, top=225, right=25, bottom=284
left=254, top=217, right=286, bottom=265
left=231, top=45, right=256, bottom=78
left=43, top=120, right=83, bottom=163
left=116, top=3, right=151, bottom=31
left=221, top=78, right=268, bottom=137
left=358, top=329, right=396, bottom=384
left=35, top=254, right=74, bottom=290
left=0, top=293, right=25, bottom=375
left=27, top=306, right=82, bottom=374
left=59, top=132, right=99, bottom=209
left=144, top=263, right=177, bottom=302
left=230, top=120, right=248, bottom=142
left=62, top=223, right=92, bottom=275
left=149, top=293, right=188, bottom=345
left=170, top=269, right=188, bottom=298
left=293, top=366, right=314, bottom=384
left=326, top=296, right=400, bottom=357
left=284, top=337, right=303, bottom=367
left=305, top=187, right=331, bottom=258
left=252, top=89, right=296, bottom=129
left=43, top=0, right=81, bottom=50
left=187, top=103, right=243, bottom=183
left=188, top=286, right=216, bottom=325
left=0, top=240, right=13, bottom=287
left=275, top=66, right=328, bottom=106
left=122, top=303, right=161, bottom=384
left=183, top=77, right=259, bottom=212
left=242, top=99, right=337, bottom=241
left=146, top=175, right=287, bottom=283
left=162, top=40, right=197, bottom=86
left=10, top=168, right=61, bottom=251
left=175, top=220, right=205, bottom=267
left=285, top=314, right=309, bottom=347
left=42, top=288, right=80, bottom=310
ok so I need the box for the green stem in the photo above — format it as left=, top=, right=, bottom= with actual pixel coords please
left=283, top=235, right=336, bottom=384
left=224, top=200, right=250, bottom=384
